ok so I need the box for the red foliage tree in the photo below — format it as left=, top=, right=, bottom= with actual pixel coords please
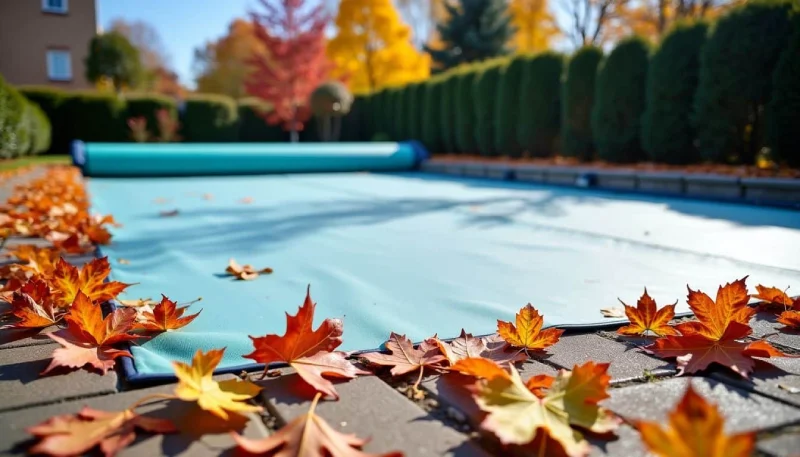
left=246, top=0, right=332, bottom=142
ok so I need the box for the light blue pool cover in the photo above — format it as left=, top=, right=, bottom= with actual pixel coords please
left=87, top=172, right=800, bottom=380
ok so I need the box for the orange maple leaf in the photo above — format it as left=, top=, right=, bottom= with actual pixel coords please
left=673, top=277, right=755, bottom=340
left=777, top=310, right=800, bottom=329
left=42, top=291, right=138, bottom=375
left=8, top=244, right=60, bottom=276
left=136, top=295, right=201, bottom=332
left=436, top=330, right=528, bottom=366
left=449, top=357, right=512, bottom=380
left=497, top=304, right=564, bottom=351
left=362, top=333, right=447, bottom=391
left=617, top=289, right=680, bottom=337
left=753, top=284, right=799, bottom=312
left=49, top=257, right=130, bottom=307
left=634, top=385, right=755, bottom=457
left=2, top=279, right=63, bottom=330
left=243, top=287, right=367, bottom=399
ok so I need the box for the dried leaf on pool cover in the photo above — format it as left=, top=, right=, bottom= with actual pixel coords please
left=634, top=385, right=755, bottom=457
left=27, top=406, right=177, bottom=457
left=173, top=348, right=262, bottom=420
left=599, top=307, right=625, bottom=318
left=436, top=330, right=527, bottom=367
left=239, top=197, right=254, bottom=204
left=497, top=303, right=564, bottom=351
left=1, top=279, right=63, bottom=330
left=42, top=291, right=139, bottom=375
left=48, top=257, right=130, bottom=307
left=233, top=394, right=404, bottom=457
left=244, top=286, right=367, bottom=399
left=645, top=277, right=787, bottom=378
left=472, top=361, right=619, bottom=456
left=753, top=284, right=800, bottom=312
left=136, top=295, right=201, bottom=332
left=617, top=289, right=680, bottom=337
left=159, top=209, right=179, bottom=217
left=225, top=258, right=274, bottom=280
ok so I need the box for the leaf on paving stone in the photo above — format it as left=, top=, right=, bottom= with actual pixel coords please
left=472, top=361, right=619, bottom=456
left=436, top=329, right=528, bottom=366
left=645, top=277, right=787, bottom=378
left=777, top=310, right=800, bottom=329
left=753, top=284, right=799, bottom=312
left=244, top=286, right=366, bottom=399
left=136, top=295, right=201, bottom=332
left=362, top=332, right=446, bottom=389
left=449, top=357, right=512, bottom=380
left=634, top=385, right=755, bottom=457
left=600, top=307, right=625, bottom=318
left=49, top=257, right=130, bottom=307
left=1, top=278, right=63, bottom=330
left=41, top=291, right=139, bottom=375
left=778, top=383, right=800, bottom=394
left=27, top=406, right=177, bottom=457
left=617, top=289, right=680, bottom=337
left=225, top=258, right=274, bottom=280
left=233, top=393, right=404, bottom=457
left=173, top=348, right=262, bottom=420
left=497, top=304, right=564, bottom=351
left=159, top=209, right=179, bottom=217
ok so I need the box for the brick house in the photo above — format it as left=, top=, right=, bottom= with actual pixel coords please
left=0, top=0, right=98, bottom=89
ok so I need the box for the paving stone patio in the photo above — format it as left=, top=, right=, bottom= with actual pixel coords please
left=2, top=167, right=800, bottom=456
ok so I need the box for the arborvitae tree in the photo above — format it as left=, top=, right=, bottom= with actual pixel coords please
left=642, top=21, right=708, bottom=164
left=473, top=59, right=506, bottom=156
left=693, top=0, right=794, bottom=164
left=561, top=46, right=603, bottom=161
left=517, top=52, right=564, bottom=157
left=591, top=37, right=650, bottom=163
left=767, top=15, right=800, bottom=167
left=439, top=71, right=459, bottom=152
left=425, top=0, right=515, bottom=71
left=494, top=54, right=528, bottom=157
left=395, top=84, right=409, bottom=140
left=454, top=65, right=480, bottom=153
left=422, top=77, right=444, bottom=152
left=406, top=83, right=423, bottom=141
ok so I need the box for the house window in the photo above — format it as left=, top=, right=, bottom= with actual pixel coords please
left=42, top=0, right=68, bottom=14
left=46, top=50, right=72, bottom=81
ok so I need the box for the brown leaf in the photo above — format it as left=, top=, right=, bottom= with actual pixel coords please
left=436, top=329, right=527, bottom=366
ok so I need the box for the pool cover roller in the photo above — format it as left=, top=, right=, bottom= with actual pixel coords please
left=71, top=140, right=429, bottom=177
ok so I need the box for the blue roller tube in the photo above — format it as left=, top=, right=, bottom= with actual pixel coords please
left=71, top=140, right=429, bottom=177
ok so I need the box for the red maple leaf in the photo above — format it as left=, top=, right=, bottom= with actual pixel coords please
left=48, top=257, right=130, bottom=307
left=617, top=289, right=680, bottom=337
left=362, top=333, right=447, bottom=391
left=135, top=295, right=201, bottom=332
left=2, top=278, right=63, bottom=330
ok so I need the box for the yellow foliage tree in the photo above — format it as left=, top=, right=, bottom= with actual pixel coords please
left=327, top=0, right=431, bottom=94
left=508, top=0, right=561, bottom=53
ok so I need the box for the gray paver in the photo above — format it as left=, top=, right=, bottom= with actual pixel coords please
left=711, top=357, right=800, bottom=407
left=750, top=312, right=800, bottom=351
left=0, top=343, right=118, bottom=412
left=0, top=326, right=57, bottom=350
left=604, top=377, right=800, bottom=433
left=0, top=376, right=268, bottom=457
left=537, top=333, right=675, bottom=382
left=260, top=371, right=491, bottom=457
left=594, top=171, right=637, bottom=190
left=683, top=174, right=742, bottom=199
left=635, top=173, right=685, bottom=195
left=757, top=433, right=800, bottom=457
left=589, top=424, right=648, bottom=457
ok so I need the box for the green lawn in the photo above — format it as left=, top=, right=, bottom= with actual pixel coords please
left=0, top=155, right=71, bottom=172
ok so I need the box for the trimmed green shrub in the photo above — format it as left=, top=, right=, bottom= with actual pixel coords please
left=383, top=88, right=399, bottom=140
left=422, top=77, right=444, bottom=152
left=396, top=84, right=410, bottom=140
left=237, top=97, right=286, bottom=142
left=454, top=65, right=479, bottom=154
left=60, top=91, right=127, bottom=143
left=517, top=52, right=564, bottom=157
left=494, top=55, right=527, bottom=157
left=341, top=95, right=368, bottom=141
left=18, top=86, right=66, bottom=154
left=373, top=88, right=388, bottom=140
left=694, top=0, right=794, bottom=164
left=181, top=93, right=238, bottom=142
left=27, top=102, right=51, bottom=154
left=641, top=21, right=708, bottom=164
left=123, top=93, right=178, bottom=140
left=767, top=15, right=800, bottom=167
left=474, top=59, right=505, bottom=156
left=561, top=47, right=603, bottom=161
left=0, top=77, right=31, bottom=159
left=439, top=71, right=459, bottom=152
left=592, top=37, right=650, bottom=163
left=406, top=83, right=423, bottom=142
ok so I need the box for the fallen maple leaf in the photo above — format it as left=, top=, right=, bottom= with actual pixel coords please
left=600, top=307, right=625, bottom=318
left=173, top=348, right=262, bottom=420
left=362, top=333, right=446, bottom=391
left=497, top=304, right=564, bottom=352
left=27, top=406, right=177, bottom=457
left=1, top=279, right=62, bottom=330
left=239, top=197, right=253, bottom=204
left=472, top=361, right=619, bottom=456
left=449, top=357, right=512, bottom=380
left=777, top=310, right=800, bottom=329
left=436, top=330, right=527, bottom=366
left=49, top=257, right=130, bottom=307
left=8, top=244, right=60, bottom=276
left=136, top=295, right=201, bottom=332
left=753, top=284, right=799, bottom=312
left=225, top=258, right=273, bottom=280
left=244, top=287, right=367, bottom=399
left=233, top=393, right=403, bottom=457
left=646, top=277, right=787, bottom=378
left=634, top=385, right=754, bottom=457
left=617, top=289, right=680, bottom=337
left=202, top=193, right=214, bottom=200
left=42, top=291, right=138, bottom=375
left=159, top=209, right=179, bottom=217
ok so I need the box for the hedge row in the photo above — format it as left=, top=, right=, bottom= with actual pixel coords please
left=355, top=0, right=799, bottom=166
left=0, top=76, right=51, bottom=159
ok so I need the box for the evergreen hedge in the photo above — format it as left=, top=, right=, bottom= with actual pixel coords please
left=27, top=102, right=51, bottom=154
left=474, top=59, right=505, bottom=156
left=124, top=93, right=178, bottom=140
left=181, top=93, right=239, bottom=142
left=641, top=21, right=708, bottom=164
left=767, top=14, right=800, bottom=167
left=341, top=95, right=367, bottom=142
left=422, top=77, right=444, bottom=152
left=61, top=91, right=127, bottom=143
left=237, top=97, right=286, bottom=142
left=591, top=37, right=650, bottom=163
left=18, top=86, right=66, bottom=154
left=561, top=47, right=603, bottom=161
left=517, top=52, right=564, bottom=157
left=494, top=55, right=528, bottom=157
left=693, top=0, right=794, bottom=164
left=454, top=65, right=479, bottom=154
left=407, top=83, right=423, bottom=142
left=439, top=72, right=458, bottom=152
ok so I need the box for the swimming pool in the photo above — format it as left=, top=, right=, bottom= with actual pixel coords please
left=87, top=171, right=800, bottom=380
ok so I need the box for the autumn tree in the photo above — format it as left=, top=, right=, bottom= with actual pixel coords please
left=327, top=0, right=431, bottom=94
left=246, top=0, right=333, bottom=142
left=507, top=0, right=560, bottom=53
left=425, top=0, right=515, bottom=71
left=85, top=32, right=143, bottom=93
left=560, top=0, right=631, bottom=46
left=622, top=0, right=743, bottom=40
left=193, top=19, right=267, bottom=99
